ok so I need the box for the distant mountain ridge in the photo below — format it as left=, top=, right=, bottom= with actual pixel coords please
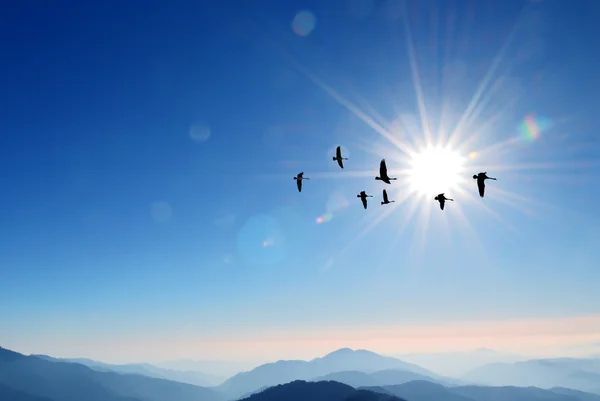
left=364, top=379, right=600, bottom=401
left=313, top=368, right=446, bottom=388
left=216, top=348, right=449, bottom=399
left=462, top=357, right=600, bottom=394
left=397, top=348, right=524, bottom=376
left=34, top=354, right=219, bottom=387
left=0, top=346, right=224, bottom=401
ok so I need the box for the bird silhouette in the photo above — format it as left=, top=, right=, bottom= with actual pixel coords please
left=375, top=159, right=397, bottom=184
left=434, top=193, right=454, bottom=210
left=293, top=172, right=309, bottom=192
left=357, top=190, right=373, bottom=209
left=473, top=172, right=496, bottom=197
left=381, top=189, right=395, bottom=205
left=333, top=146, right=348, bottom=169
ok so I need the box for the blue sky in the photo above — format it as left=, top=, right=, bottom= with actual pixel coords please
left=2, top=0, right=600, bottom=363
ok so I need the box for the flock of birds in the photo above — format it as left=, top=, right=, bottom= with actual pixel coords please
left=293, top=146, right=497, bottom=210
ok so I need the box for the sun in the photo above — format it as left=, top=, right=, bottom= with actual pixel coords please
left=406, top=145, right=467, bottom=198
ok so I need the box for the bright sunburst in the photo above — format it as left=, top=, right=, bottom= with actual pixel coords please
left=260, top=1, right=588, bottom=271
left=406, top=145, right=467, bottom=198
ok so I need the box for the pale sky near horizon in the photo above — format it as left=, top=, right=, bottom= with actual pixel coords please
left=5, top=314, right=600, bottom=365
left=2, top=0, right=600, bottom=365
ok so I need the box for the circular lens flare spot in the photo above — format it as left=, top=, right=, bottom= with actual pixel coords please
left=189, top=121, right=211, bottom=143
left=292, top=11, right=316, bottom=37
left=316, top=212, right=333, bottom=224
left=407, top=145, right=466, bottom=196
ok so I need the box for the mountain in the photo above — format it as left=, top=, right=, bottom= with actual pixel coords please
left=156, top=359, right=258, bottom=381
left=551, top=387, right=600, bottom=401
left=367, top=380, right=600, bottom=401
left=215, top=348, right=442, bottom=399
left=239, top=380, right=406, bottom=401
left=462, top=358, right=600, bottom=394
left=35, top=355, right=218, bottom=387
left=0, top=346, right=225, bottom=401
left=0, top=383, right=55, bottom=401
left=313, top=368, right=443, bottom=388
left=314, top=371, right=380, bottom=388
left=364, top=380, right=473, bottom=401
left=370, top=369, right=443, bottom=385
left=397, top=348, right=524, bottom=377
left=451, top=385, right=582, bottom=401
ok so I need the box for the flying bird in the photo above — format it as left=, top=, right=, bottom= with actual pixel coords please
left=434, top=193, right=454, bottom=210
left=473, top=172, right=497, bottom=198
left=375, top=159, right=397, bottom=184
left=381, top=189, right=395, bottom=205
left=333, top=146, right=348, bottom=169
left=357, top=190, right=373, bottom=209
left=293, top=172, right=309, bottom=192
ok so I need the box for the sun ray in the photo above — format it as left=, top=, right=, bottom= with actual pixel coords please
left=471, top=160, right=600, bottom=173
left=470, top=193, right=518, bottom=233
left=449, top=201, right=493, bottom=271
left=283, top=56, right=409, bottom=154
left=448, top=4, right=532, bottom=147
left=335, top=202, right=400, bottom=261
left=240, top=0, right=591, bottom=278
left=376, top=193, right=422, bottom=272
left=450, top=85, right=525, bottom=152
left=493, top=186, right=559, bottom=211
left=407, top=200, right=433, bottom=267
left=401, top=3, right=433, bottom=144
left=235, top=11, right=412, bottom=155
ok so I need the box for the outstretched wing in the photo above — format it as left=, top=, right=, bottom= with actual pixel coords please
left=361, top=196, right=367, bottom=209
left=478, top=179, right=485, bottom=197
left=382, top=189, right=389, bottom=203
left=336, top=146, right=342, bottom=159
left=337, top=156, right=344, bottom=169
left=440, top=198, right=445, bottom=210
left=297, top=178, right=302, bottom=192
left=379, top=159, right=387, bottom=177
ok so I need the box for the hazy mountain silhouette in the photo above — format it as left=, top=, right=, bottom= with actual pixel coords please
left=371, top=369, right=445, bottom=385
left=155, top=359, right=258, bottom=381
left=462, top=358, right=600, bottom=394
left=313, top=368, right=443, bottom=388
left=314, top=371, right=380, bottom=387
left=35, top=355, right=217, bottom=387
left=451, top=385, right=582, bottom=401
left=0, top=346, right=225, bottom=401
left=364, top=380, right=473, bottom=401
left=239, top=380, right=406, bottom=401
left=550, top=387, right=600, bottom=401
left=366, top=380, right=600, bottom=401
left=397, top=348, right=524, bottom=377
left=216, top=348, right=441, bottom=399
left=0, top=383, right=56, bottom=401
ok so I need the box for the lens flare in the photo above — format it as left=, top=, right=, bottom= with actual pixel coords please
left=316, top=192, right=350, bottom=225
left=292, top=11, right=316, bottom=37
left=316, top=212, right=333, bottom=224
left=518, top=113, right=552, bottom=142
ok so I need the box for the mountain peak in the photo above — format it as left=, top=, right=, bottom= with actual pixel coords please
left=323, top=348, right=377, bottom=359
left=325, top=348, right=356, bottom=356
